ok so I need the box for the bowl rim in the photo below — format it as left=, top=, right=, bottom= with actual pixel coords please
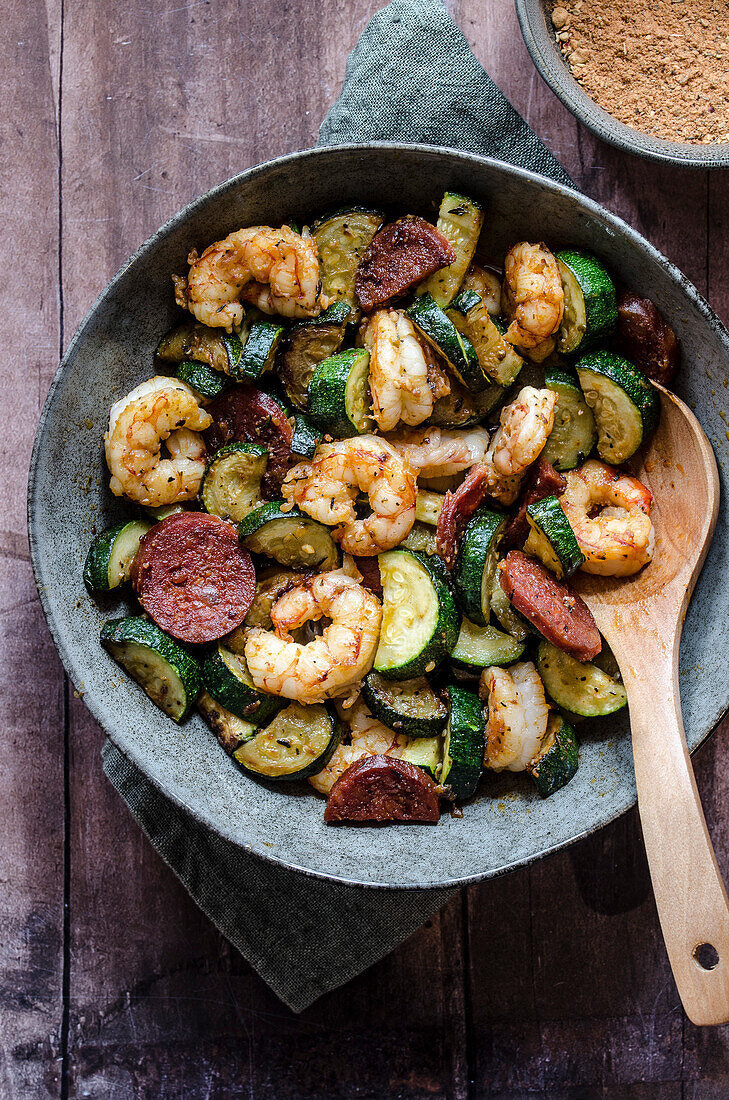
left=514, top=0, right=729, bottom=169
left=28, top=141, right=729, bottom=889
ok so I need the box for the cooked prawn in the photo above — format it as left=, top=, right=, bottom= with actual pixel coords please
left=244, top=571, right=382, bottom=705
left=502, top=242, right=564, bottom=349
left=387, top=426, right=490, bottom=478
left=484, top=386, right=556, bottom=504
left=480, top=662, right=549, bottom=772
left=178, top=225, right=323, bottom=331
left=282, top=435, right=416, bottom=556
left=560, top=459, right=654, bottom=576
left=104, top=376, right=211, bottom=506
left=309, top=699, right=407, bottom=794
left=363, top=309, right=434, bottom=430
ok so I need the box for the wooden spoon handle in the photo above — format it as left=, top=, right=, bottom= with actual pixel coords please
left=623, top=646, right=729, bottom=1025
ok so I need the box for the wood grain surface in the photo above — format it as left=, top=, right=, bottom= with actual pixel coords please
left=5, top=0, right=729, bottom=1094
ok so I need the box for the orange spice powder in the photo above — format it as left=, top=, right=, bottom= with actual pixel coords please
left=548, top=0, right=729, bottom=144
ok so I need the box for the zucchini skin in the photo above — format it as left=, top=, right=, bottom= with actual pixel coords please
left=525, top=495, right=585, bottom=579
left=176, top=359, right=231, bottom=398
left=575, top=350, right=660, bottom=463
left=556, top=249, right=618, bottom=355
left=537, top=640, right=627, bottom=718
left=450, top=619, right=526, bottom=670
left=527, top=714, right=579, bottom=797
left=202, top=644, right=283, bottom=727
left=543, top=367, right=597, bottom=471
left=278, top=301, right=351, bottom=410
left=238, top=501, right=340, bottom=571
left=453, top=508, right=506, bottom=627
left=442, top=685, right=485, bottom=800
left=83, top=520, right=151, bottom=591
left=406, top=292, right=489, bottom=394
left=200, top=442, right=268, bottom=523
left=307, top=348, right=372, bottom=436
left=100, top=616, right=202, bottom=722
left=363, top=671, right=448, bottom=737
left=233, top=702, right=342, bottom=781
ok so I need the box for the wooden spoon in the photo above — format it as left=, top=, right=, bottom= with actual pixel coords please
left=575, top=384, right=729, bottom=1026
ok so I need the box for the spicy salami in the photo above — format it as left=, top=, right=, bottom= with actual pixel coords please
left=324, top=755, right=441, bottom=823
left=203, top=384, right=294, bottom=496
left=355, top=216, right=456, bottom=312
left=502, top=458, right=566, bottom=549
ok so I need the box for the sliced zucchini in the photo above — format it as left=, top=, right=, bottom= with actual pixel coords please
left=400, top=521, right=438, bottom=555
left=101, top=616, right=201, bottom=722
left=290, top=410, right=323, bottom=459
left=575, top=351, right=660, bottom=464
left=307, top=348, right=373, bottom=436
left=241, top=568, right=298, bottom=631
left=406, top=293, right=489, bottom=394
left=430, top=374, right=505, bottom=427
left=524, top=495, right=585, bottom=579
left=233, top=702, right=341, bottom=781
left=418, top=192, right=485, bottom=307
left=526, top=712, right=579, bottom=798
left=415, top=490, right=444, bottom=526
left=235, top=321, right=285, bottom=382
left=556, top=249, right=618, bottom=355
left=490, top=570, right=531, bottom=641
left=176, top=359, right=231, bottom=399
left=363, top=671, right=448, bottom=737
left=278, top=301, right=351, bottom=410
left=454, top=509, right=506, bottom=627
left=450, top=618, right=526, bottom=669
left=441, top=684, right=485, bottom=800
left=198, top=690, right=257, bottom=754
left=464, top=264, right=502, bottom=317
left=156, top=319, right=243, bottom=376
left=400, top=735, right=443, bottom=781
left=447, top=291, right=524, bottom=387
left=537, top=640, right=627, bottom=717
left=201, top=443, right=267, bottom=523
left=238, top=502, right=340, bottom=571
left=83, top=519, right=151, bottom=591
left=202, top=644, right=283, bottom=726
left=143, top=503, right=185, bottom=522
left=313, top=206, right=385, bottom=311
left=542, top=366, right=597, bottom=471
left=374, top=549, right=460, bottom=679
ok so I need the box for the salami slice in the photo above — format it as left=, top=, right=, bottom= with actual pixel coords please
left=502, top=459, right=566, bottom=550
left=203, top=384, right=294, bottom=497
left=131, top=512, right=255, bottom=644
left=436, top=463, right=491, bottom=569
left=355, top=216, right=456, bottom=312
left=499, top=550, right=601, bottom=662
left=617, top=290, right=679, bottom=387
left=324, top=755, right=441, bottom=823
left=353, top=555, right=383, bottom=599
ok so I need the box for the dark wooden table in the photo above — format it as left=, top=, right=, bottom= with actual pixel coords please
left=7, top=0, right=729, bottom=1094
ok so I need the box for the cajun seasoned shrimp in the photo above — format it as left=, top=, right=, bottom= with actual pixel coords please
left=560, top=459, right=654, bottom=576
left=387, top=426, right=490, bottom=478
left=502, top=242, right=564, bottom=349
left=363, top=309, right=434, bottom=430
left=309, top=699, right=407, bottom=794
left=282, top=435, right=416, bottom=556
left=244, top=571, right=382, bottom=705
left=104, top=376, right=211, bottom=506
left=177, top=225, right=323, bottom=331
left=484, top=386, right=557, bottom=504
left=480, top=662, right=549, bottom=772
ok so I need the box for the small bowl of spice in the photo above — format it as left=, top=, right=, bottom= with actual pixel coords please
left=515, top=0, right=729, bottom=167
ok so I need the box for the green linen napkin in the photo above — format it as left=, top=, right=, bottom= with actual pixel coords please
left=102, top=0, right=571, bottom=1013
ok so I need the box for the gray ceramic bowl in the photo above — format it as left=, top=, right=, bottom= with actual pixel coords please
left=29, top=144, right=729, bottom=888
left=515, top=0, right=729, bottom=169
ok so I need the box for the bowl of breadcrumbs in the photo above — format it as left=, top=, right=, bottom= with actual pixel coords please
left=515, top=0, right=729, bottom=167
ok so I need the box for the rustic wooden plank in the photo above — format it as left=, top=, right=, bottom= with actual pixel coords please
left=0, top=0, right=65, bottom=1095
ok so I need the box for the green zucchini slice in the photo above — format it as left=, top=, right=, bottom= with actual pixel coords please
left=233, top=702, right=341, bottom=781
left=235, top=321, right=285, bottom=382
left=101, top=616, right=201, bottom=722
left=156, top=319, right=244, bottom=376
left=490, top=570, right=531, bottom=641
left=278, top=301, right=351, bottom=410
left=542, top=367, right=597, bottom=471
left=202, top=644, right=282, bottom=726
left=447, top=290, right=524, bottom=387
left=418, top=192, right=485, bottom=307
left=238, top=502, right=340, bottom=571
left=83, top=519, right=151, bottom=591
left=400, top=521, right=438, bottom=556
left=415, top=490, right=444, bottom=526
left=526, top=712, right=579, bottom=798
left=313, top=206, right=385, bottom=311
left=430, top=375, right=505, bottom=428
left=575, top=351, right=659, bottom=464
left=176, top=359, right=231, bottom=399
left=450, top=618, right=526, bottom=669
left=556, top=249, right=618, bottom=355
left=307, top=348, right=373, bottom=436
left=453, top=508, right=506, bottom=627
left=238, top=568, right=298, bottom=631
left=374, top=549, right=460, bottom=680
left=400, top=735, right=443, bottom=781
left=198, top=690, right=257, bottom=754
left=363, top=671, right=448, bottom=737
left=537, top=641, right=627, bottom=717
left=406, top=293, right=489, bottom=394
left=441, top=684, right=485, bottom=800
left=143, top=503, right=185, bottom=522
left=290, top=410, right=323, bottom=459
left=524, top=495, right=585, bottom=579
left=201, top=443, right=268, bottom=523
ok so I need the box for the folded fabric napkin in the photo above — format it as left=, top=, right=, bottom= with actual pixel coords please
left=103, top=0, right=572, bottom=1013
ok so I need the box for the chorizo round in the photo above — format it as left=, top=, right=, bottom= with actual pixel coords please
left=324, top=755, right=441, bottom=823
left=502, top=458, right=566, bottom=550
left=131, top=512, right=255, bottom=644
left=617, top=291, right=679, bottom=387
left=355, top=216, right=456, bottom=312
left=203, top=384, right=294, bottom=496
